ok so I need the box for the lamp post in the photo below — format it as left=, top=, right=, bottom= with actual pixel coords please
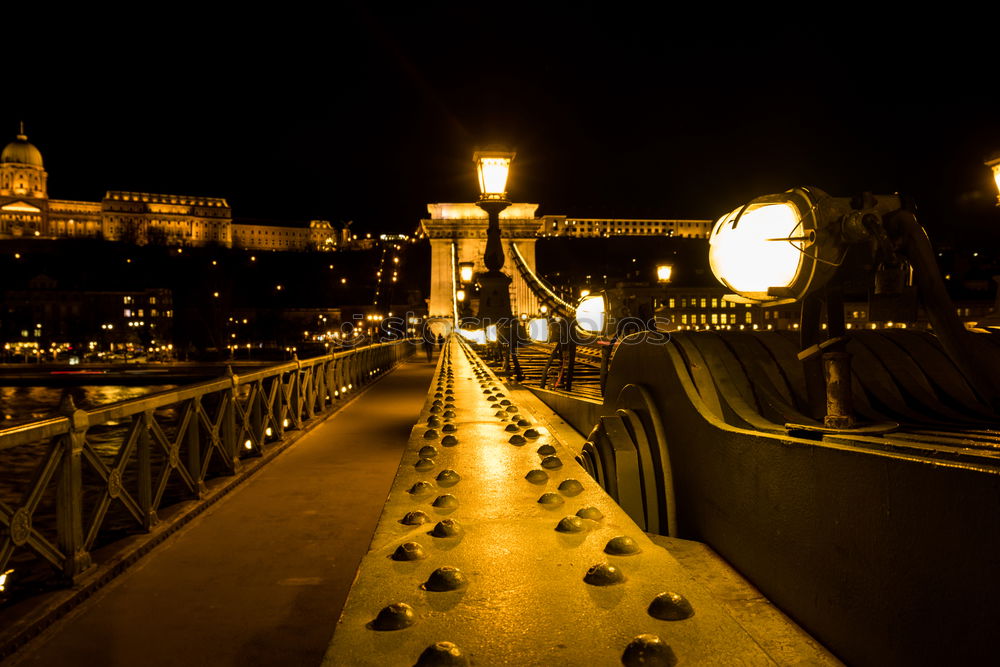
left=473, top=150, right=515, bottom=326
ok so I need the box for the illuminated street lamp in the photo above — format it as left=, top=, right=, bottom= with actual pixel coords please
left=459, top=261, right=475, bottom=283
left=656, top=264, right=673, bottom=284
left=456, top=289, right=466, bottom=302
left=473, top=149, right=515, bottom=326
left=986, top=156, right=1000, bottom=205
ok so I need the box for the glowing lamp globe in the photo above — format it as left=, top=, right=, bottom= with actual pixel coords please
left=656, top=264, right=673, bottom=283
left=456, top=289, right=466, bottom=302
left=986, top=156, right=1000, bottom=205
left=528, top=318, right=550, bottom=342
left=459, top=262, right=474, bottom=283
left=474, top=150, right=515, bottom=200
left=709, top=188, right=835, bottom=304
left=486, top=324, right=499, bottom=343
left=575, top=294, right=607, bottom=335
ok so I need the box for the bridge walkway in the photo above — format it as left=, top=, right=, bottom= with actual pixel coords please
left=6, top=356, right=439, bottom=667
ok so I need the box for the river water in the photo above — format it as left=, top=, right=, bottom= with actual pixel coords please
left=1, top=385, right=177, bottom=427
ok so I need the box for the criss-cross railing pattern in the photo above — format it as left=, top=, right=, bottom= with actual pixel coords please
left=0, top=341, right=414, bottom=593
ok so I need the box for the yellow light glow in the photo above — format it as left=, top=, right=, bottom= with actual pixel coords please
left=266, top=427, right=273, bottom=437
left=283, top=419, right=289, bottom=428
left=486, top=324, right=498, bottom=342
left=244, top=440, right=252, bottom=450
left=0, top=568, right=12, bottom=592
left=474, top=151, right=514, bottom=197
left=709, top=202, right=805, bottom=295
left=657, top=264, right=673, bottom=283
left=456, top=289, right=466, bottom=302
left=458, top=328, right=487, bottom=345
left=576, top=295, right=606, bottom=334
left=529, top=318, right=549, bottom=342
left=459, top=264, right=474, bottom=283
left=580, top=289, right=590, bottom=298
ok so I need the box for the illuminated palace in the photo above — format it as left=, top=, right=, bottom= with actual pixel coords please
left=0, top=129, right=338, bottom=251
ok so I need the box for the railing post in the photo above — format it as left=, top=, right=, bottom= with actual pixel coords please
left=135, top=411, right=158, bottom=530
left=249, top=383, right=263, bottom=451
left=186, top=397, right=206, bottom=497
left=291, top=356, right=303, bottom=425
left=225, top=366, right=241, bottom=472
left=56, top=396, right=92, bottom=582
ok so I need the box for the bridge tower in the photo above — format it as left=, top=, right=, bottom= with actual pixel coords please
left=421, top=202, right=542, bottom=321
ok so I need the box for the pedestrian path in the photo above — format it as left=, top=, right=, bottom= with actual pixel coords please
left=8, top=357, right=438, bottom=667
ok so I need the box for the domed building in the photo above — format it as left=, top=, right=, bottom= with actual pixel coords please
left=0, top=125, right=49, bottom=237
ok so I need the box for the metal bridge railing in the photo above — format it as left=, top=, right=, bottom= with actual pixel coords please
left=0, top=340, right=415, bottom=596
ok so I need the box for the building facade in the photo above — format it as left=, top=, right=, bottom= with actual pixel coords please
left=539, top=216, right=713, bottom=238
left=0, top=130, right=337, bottom=250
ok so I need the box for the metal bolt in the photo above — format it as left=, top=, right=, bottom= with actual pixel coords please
left=584, top=562, right=625, bottom=586
left=443, top=410, right=456, bottom=419
left=442, top=423, right=457, bottom=433
left=441, top=435, right=458, bottom=447
left=494, top=393, right=505, bottom=398
left=430, top=519, right=462, bottom=537
left=517, top=419, right=531, bottom=427
left=540, top=455, right=562, bottom=469
left=605, top=535, right=642, bottom=556
left=536, top=444, right=556, bottom=456
left=505, top=406, right=518, bottom=413
left=509, top=435, right=526, bottom=446
left=436, top=469, right=461, bottom=484
left=556, top=516, right=586, bottom=533
left=622, top=634, right=677, bottom=667
left=422, top=566, right=467, bottom=591
left=444, top=403, right=456, bottom=410
left=391, top=542, right=428, bottom=561
left=505, top=423, right=520, bottom=432
left=371, top=602, right=417, bottom=631
left=408, top=481, right=433, bottom=495
left=430, top=406, right=442, bottom=414
left=537, top=492, right=564, bottom=506
left=427, top=417, right=442, bottom=428
left=445, top=389, right=454, bottom=395
left=432, top=494, right=458, bottom=508
left=524, top=428, right=540, bottom=439
left=415, top=641, right=469, bottom=667
left=419, top=445, right=438, bottom=458
left=525, top=469, right=549, bottom=484
left=648, top=591, right=695, bottom=621
left=415, top=458, right=435, bottom=471
left=557, top=479, right=584, bottom=496
left=499, top=399, right=511, bottom=406
left=432, top=399, right=443, bottom=406
left=423, top=429, right=439, bottom=439
left=494, top=410, right=506, bottom=418
left=434, top=392, right=443, bottom=398
left=576, top=506, right=604, bottom=521
left=487, top=396, right=498, bottom=402
left=401, top=510, right=431, bottom=525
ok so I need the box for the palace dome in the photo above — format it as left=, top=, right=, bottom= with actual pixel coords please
left=2, top=133, right=43, bottom=167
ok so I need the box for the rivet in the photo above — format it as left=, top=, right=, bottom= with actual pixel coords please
left=442, top=423, right=457, bottom=433
left=432, top=399, right=443, bottom=406
left=505, top=423, right=520, bottom=432
left=505, top=406, right=518, bottom=413
left=536, top=444, right=556, bottom=455
left=482, top=389, right=492, bottom=395
left=415, top=458, right=435, bottom=471
left=525, top=469, right=549, bottom=484
left=524, top=428, right=540, bottom=439
left=487, top=396, right=498, bottom=402
left=423, top=429, right=439, bottom=439
left=436, top=469, right=461, bottom=484
left=422, top=566, right=467, bottom=591
left=648, top=591, right=695, bottom=621
left=494, top=410, right=506, bottom=418
left=517, top=419, right=531, bottom=427
left=434, top=392, right=443, bottom=398
left=557, top=479, right=584, bottom=496
left=408, top=481, right=433, bottom=495
left=445, top=389, right=454, bottom=395
left=401, top=510, right=431, bottom=525
left=584, top=562, right=625, bottom=586
left=494, top=393, right=505, bottom=398
left=556, top=516, right=586, bottom=532
left=540, top=455, right=562, bottom=469
left=538, top=492, right=564, bottom=506
left=443, top=410, right=456, bottom=419
left=391, top=542, right=428, bottom=561
left=444, top=403, right=456, bottom=410
left=430, top=518, right=462, bottom=537
left=415, top=641, right=469, bottom=667
left=432, top=494, right=458, bottom=508
left=419, top=445, right=438, bottom=458
left=605, top=535, right=642, bottom=555
left=500, top=399, right=511, bottom=406
left=430, top=406, right=442, bottom=414
left=509, top=435, right=526, bottom=445
left=441, top=435, right=458, bottom=447
left=371, top=602, right=416, bottom=630
left=427, top=417, right=442, bottom=428
left=622, top=634, right=677, bottom=667
left=576, top=506, right=604, bottom=521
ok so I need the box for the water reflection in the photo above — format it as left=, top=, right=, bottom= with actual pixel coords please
left=0, top=385, right=178, bottom=427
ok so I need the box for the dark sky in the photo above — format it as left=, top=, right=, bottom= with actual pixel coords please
left=6, top=8, right=999, bottom=243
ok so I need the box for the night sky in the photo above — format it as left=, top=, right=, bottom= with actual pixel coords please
left=6, top=9, right=999, bottom=245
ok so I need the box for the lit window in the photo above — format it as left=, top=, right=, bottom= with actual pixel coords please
left=700, top=314, right=707, bottom=324
left=124, top=308, right=131, bottom=317
left=711, top=298, right=718, bottom=308
left=668, top=298, right=675, bottom=308
left=711, top=314, right=718, bottom=324
left=745, top=312, right=752, bottom=323
left=700, top=298, right=707, bottom=308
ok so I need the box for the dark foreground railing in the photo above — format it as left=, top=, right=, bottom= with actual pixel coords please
left=0, top=340, right=415, bottom=596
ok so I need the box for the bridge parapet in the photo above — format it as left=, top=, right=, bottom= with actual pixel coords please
left=324, top=337, right=775, bottom=665
left=0, top=339, right=414, bottom=647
